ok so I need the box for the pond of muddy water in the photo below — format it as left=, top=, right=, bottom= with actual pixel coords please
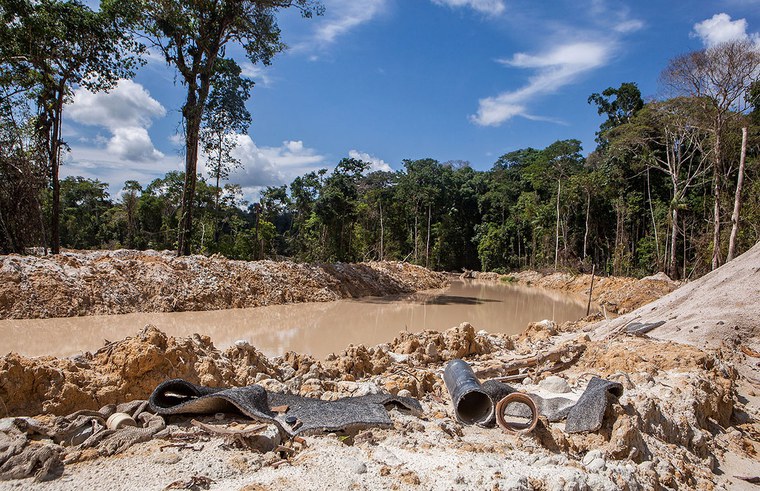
left=0, top=280, right=592, bottom=359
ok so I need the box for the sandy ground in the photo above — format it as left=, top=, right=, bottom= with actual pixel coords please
left=0, top=251, right=447, bottom=319
left=1, top=244, right=760, bottom=490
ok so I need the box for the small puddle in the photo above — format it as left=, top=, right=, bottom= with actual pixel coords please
left=0, top=280, right=593, bottom=359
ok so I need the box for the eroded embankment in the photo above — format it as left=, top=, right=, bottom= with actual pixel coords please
left=473, top=270, right=679, bottom=314
left=0, top=322, right=755, bottom=490
left=0, top=251, right=447, bottom=319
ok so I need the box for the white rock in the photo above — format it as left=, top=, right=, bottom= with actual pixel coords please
left=582, top=450, right=605, bottom=466
left=539, top=375, right=571, bottom=394
left=397, top=389, right=413, bottom=398
left=586, top=458, right=606, bottom=473
left=388, top=352, right=409, bottom=363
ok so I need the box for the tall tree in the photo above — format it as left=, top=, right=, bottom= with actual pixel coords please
left=588, top=82, right=644, bottom=145
left=139, top=0, right=322, bottom=256
left=661, top=39, right=760, bottom=269
left=200, top=58, right=253, bottom=244
left=0, top=0, right=142, bottom=253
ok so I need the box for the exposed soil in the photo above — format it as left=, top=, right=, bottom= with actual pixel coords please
left=472, top=269, right=680, bottom=315
left=0, top=250, right=447, bottom=319
left=1, top=245, right=759, bottom=490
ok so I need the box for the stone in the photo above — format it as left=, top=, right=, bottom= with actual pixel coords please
left=586, top=458, right=606, bottom=473
left=352, top=461, right=367, bottom=474
left=154, top=452, right=181, bottom=464
left=397, top=389, right=412, bottom=398
left=425, top=342, right=438, bottom=359
left=539, top=375, right=571, bottom=393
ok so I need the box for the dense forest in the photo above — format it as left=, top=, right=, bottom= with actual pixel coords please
left=1, top=1, right=758, bottom=279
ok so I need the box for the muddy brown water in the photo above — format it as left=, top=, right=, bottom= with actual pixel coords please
left=0, top=280, right=593, bottom=359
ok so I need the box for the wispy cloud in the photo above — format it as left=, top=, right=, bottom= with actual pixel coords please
left=240, top=63, right=275, bottom=88
left=294, top=0, right=388, bottom=53
left=471, top=41, right=611, bottom=126
left=430, top=0, right=506, bottom=16
left=691, top=13, right=759, bottom=47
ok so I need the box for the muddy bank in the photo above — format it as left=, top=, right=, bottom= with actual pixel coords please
left=0, top=251, right=447, bottom=319
left=1, top=321, right=755, bottom=490
left=472, top=269, right=679, bottom=314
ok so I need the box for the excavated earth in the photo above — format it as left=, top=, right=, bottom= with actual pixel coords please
left=0, top=250, right=447, bottom=319
left=1, top=245, right=759, bottom=490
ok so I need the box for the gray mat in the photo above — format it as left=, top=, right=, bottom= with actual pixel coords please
left=564, top=376, right=623, bottom=433
left=626, top=321, right=666, bottom=336
left=149, top=379, right=422, bottom=436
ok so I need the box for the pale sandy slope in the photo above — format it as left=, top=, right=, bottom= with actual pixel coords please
left=593, top=240, right=760, bottom=382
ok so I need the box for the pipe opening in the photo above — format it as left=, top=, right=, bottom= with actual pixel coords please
left=456, top=390, right=493, bottom=425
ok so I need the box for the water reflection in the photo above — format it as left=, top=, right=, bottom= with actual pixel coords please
left=0, top=280, right=592, bottom=359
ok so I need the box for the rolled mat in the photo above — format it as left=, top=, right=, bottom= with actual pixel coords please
left=149, top=379, right=423, bottom=437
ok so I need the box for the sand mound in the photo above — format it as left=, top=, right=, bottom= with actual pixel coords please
left=475, top=270, right=678, bottom=314
left=593, top=241, right=760, bottom=381
left=0, top=251, right=447, bottom=319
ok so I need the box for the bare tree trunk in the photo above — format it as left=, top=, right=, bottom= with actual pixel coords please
left=413, top=212, right=418, bottom=263
left=583, top=190, right=590, bottom=260
left=647, top=167, right=660, bottom=267
left=711, top=129, right=723, bottom=270
left=426, top=204, right=431, bottom=268
left=727, top=127, right=748, bottom=262
left=554, top=178, right=561, bottom=270
left=669, top=207, right=678, bottom=279
left=50, top=89, right=65, bottom=255
left=379, top=201, right=384, bottom=260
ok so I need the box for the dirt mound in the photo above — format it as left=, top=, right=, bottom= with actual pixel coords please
left=475, top=269, right=679, bottom=314
left=592, top=240, right=760, bottom=381
left=0, top=251, right=447, bottom=319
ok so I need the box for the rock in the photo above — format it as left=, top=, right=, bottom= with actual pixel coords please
left=582, top=450, right=605, bottom=466
left=154, top=452, right=181, bottom=464
left=397, top=389, right=412, bottom=398
left=352, top=461, right=367, bottom=474
left=257, top=379, right=288, bottom=393
left=425, top=342, right=438, bottom=359
left=586, top=458, right=606, bottom=473
left=539, top=375, right=571, bottom=393
left=388, top=352, right=409, bottom=363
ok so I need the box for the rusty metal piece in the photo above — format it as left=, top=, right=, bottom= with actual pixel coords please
left=495, top=393, right=538, bottom=435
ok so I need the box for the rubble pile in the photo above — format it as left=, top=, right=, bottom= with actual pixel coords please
left=0, top=251, right=447, bottom=319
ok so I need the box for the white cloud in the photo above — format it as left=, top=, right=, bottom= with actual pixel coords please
left=296, top=0, right=387, bottom=52
left=348, top=150, right=393, bottom=172
left=692, top=13, right=758, bottom=47
left=431, top=0, right=506, bottom=16
left=215, top=137, right=326, bottom=190
left=614, top=19, right=644, bottom=33
left=68, top=80, right=166, bottom=162
left=471, top=41, right=611, bottom=126
left=69, top=79, right=165, bottom=128
left=62, top=145, right=182, bottom=193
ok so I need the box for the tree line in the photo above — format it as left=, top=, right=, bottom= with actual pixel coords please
left=1, top=1, right=758, bottom=278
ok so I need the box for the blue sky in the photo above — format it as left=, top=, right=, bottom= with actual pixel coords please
left=62, top=0, right=760, bottom=200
